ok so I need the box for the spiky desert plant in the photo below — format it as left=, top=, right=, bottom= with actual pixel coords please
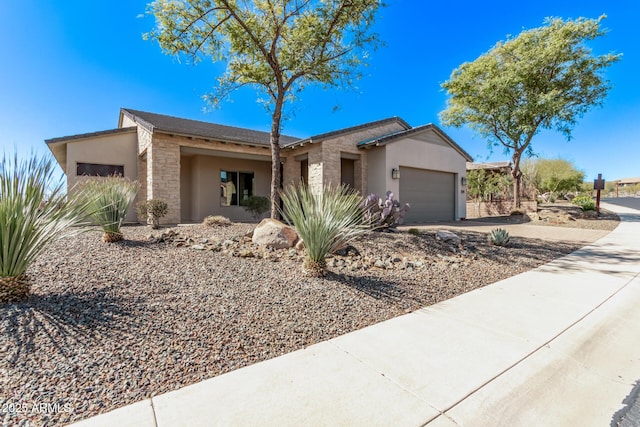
left=280, top=183, right=369, bottom=276
left=0, top=152, right=95, bottom=303
left=80, top=176, right=138, bottom=242
left=488, top=228, right=511, bottom=246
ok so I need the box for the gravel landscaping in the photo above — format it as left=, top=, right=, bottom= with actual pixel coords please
left=1, top=222, right=597, bottom=425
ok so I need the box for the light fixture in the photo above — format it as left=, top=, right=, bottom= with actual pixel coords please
left=391, top=168, right=400, bottom=179
left=461, top=176, right=468, bottom=186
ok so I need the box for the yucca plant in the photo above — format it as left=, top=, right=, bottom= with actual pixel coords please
left=0, top=152, right=95, bottom=303
left=280, top=183, right=370, bottom=276
left=79, top=176, right=139, bottom=242
left=488, top=228, right=511, bottom=246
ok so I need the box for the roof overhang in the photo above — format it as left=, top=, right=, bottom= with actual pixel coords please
left=44, top=127, right=137, bottom=173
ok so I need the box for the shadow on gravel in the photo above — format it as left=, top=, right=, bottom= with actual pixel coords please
left=0, top=288, right=140, bottom=364
left=325, top=271, right=418, bottom=306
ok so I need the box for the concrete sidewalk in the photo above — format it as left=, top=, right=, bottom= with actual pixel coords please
left=71, top=201, right=640, bottom=427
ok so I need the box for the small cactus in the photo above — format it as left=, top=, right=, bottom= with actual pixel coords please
left=362, top=191, right=410, bottom=229
left=488, top=228, right=510, bottom=246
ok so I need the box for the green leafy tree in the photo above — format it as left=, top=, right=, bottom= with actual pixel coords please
left=527, top=158, right=585, bottom=196
left=441, top=16, right=621, bottom=208
left=145, top=0, right=383, bottom=218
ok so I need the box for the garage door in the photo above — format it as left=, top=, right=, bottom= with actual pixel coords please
left=400, top=167, right=455, bottom=223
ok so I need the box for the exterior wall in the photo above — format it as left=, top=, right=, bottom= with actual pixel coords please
left=187, top=155, right=271, bottom=222
left=366, top=146, right=387, bottom=197
left=144, top=133, right=271, bottom=223
left=180, top=156, right=192, bottom=222
left=148, top=135, right=181, bottom=224
left=65, top=131, right=138, bottom=222
left=383, top=131, right=468, bottom=220
left=282, top=145, right=322, bottom=190
left=319, top=123, right=406, bottom=194
left=121, top=115, right=137, bottom=128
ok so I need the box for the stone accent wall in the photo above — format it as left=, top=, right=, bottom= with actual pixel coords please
left=465, top=200, right=537, bottom=219
left=319, top=122, right=405, bottom=195
left=149, top=136, right=181, bottom=224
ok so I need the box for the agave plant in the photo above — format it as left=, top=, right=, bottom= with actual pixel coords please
left=280, top=183, right=370, bottom=276
left=0, top=152, right=94, bottom=303
left=488, top=228, right=510, bottom=246
left=80, top=176, right=139, bottom=242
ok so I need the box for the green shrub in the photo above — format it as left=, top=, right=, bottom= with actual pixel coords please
left=280, top=183, right=369, bottom=276
left=408, top=228, right=421, bottom=236
left=0, top=152, right=95, bottom=302
left=137, top=199, right=168, bottom=229
left=80, top=176, right=139, bottom=242
left=572, top=194, right=596, bottom=211
left=242, top=195, right=270, bottom=220
left=488, top=228, right=510, bottom=246
left=203, top=215, right=232, bottom=227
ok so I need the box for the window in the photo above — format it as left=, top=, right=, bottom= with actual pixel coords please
left=77, top=162, right=124, bottom=177
left=220, top=170, right=254, bottom=206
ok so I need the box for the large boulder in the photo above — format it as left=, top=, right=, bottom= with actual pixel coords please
left=252, top=219, right=299, bottom=249
left=436, top=230, right=461, bottom=245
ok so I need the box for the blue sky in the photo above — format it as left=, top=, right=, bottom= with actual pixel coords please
left=0, top=0, right=637, bottom=183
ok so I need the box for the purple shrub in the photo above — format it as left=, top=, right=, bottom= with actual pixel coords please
left=362, top=191, right=410, bottom=229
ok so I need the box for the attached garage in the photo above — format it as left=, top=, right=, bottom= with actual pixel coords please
left=361, top=124, right=472, bottom=222
left=400, top=167, right=456, bottom=223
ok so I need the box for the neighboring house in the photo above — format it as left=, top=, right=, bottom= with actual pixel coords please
left=46, top=108, right=472, bottom=224
left=466, top=161, right=512, bottom=175
left=617, top=177, right=640, bottom=188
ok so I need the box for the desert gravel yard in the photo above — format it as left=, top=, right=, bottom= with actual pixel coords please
left=0, top=220, right=610, bottom=426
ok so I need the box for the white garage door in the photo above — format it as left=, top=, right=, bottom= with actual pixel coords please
left=400, top=167, right=455, bottom=223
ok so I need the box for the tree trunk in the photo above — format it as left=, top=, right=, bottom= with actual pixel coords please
left=270, top=98, right=284, bottom=219
left=513, top=172, right=521, bottom=209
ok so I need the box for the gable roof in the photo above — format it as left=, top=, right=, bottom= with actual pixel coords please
left=120, top=108, right=299, bottom=146
left=284, top=117, right=411, bottom=148
left=357, top=123, right=473, bottom=161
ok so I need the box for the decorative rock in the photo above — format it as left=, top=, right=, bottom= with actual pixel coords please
left=252, top=219, right=299, bottom=249
left=294, top=239, right=305, bottom=251
left=191, top=245, right=205, bottom=250
left=526, top=212, right=540, bottom=221
left=436, top=230, right=461, bottom=245
left=238, top=249, right=254, bottom=258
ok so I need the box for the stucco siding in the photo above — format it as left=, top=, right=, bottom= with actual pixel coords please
left=366, top=146, right=387, bottom=197
left=187, top=155, right=271, bottom=222
left=180, top=156, right=193, bottom=222
left=66, top=132, right=138, bottom=222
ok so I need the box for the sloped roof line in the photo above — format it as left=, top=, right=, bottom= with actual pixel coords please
left=283, top=116, right=411, bottom=148
left=45, top=127, right=137, bottom=145
left=120, top=108, right=300, bottom=146
left=357, top=123, right=473, bottom=161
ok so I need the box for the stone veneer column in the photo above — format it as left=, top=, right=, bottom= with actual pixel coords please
left=148, top=137, right=181, bottom=224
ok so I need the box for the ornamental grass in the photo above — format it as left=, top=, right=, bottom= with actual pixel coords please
left=79, top=176, right=139, bottom=242
left=0, top=152, right=94, bottom=303
left=280, top=183, right=370, bottom=276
